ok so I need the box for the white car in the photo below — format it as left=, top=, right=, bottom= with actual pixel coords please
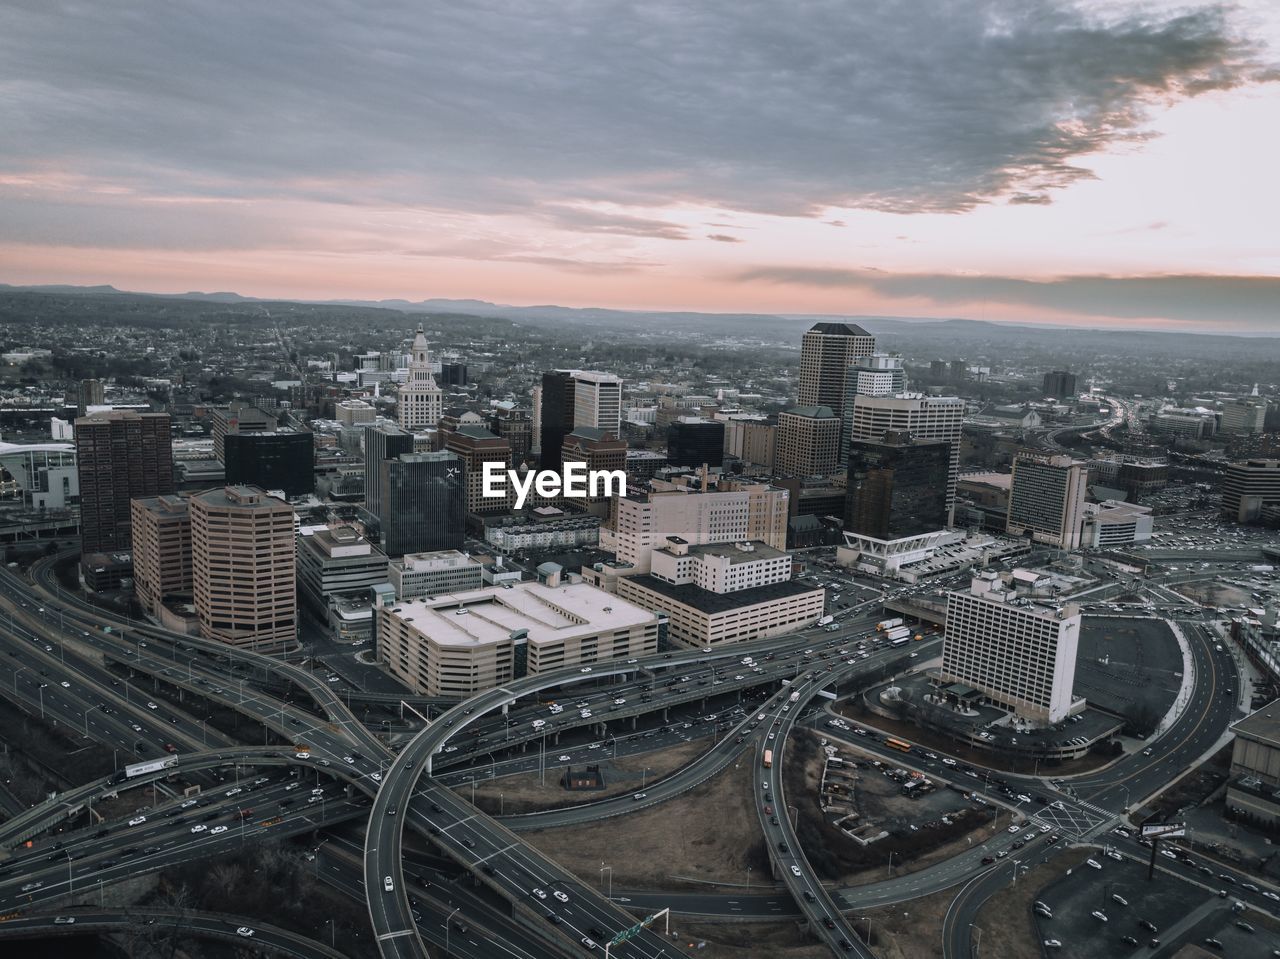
left=1007, top=824, right=1020, bottom=834
left=532, top=888, right=547, bottom=899
left=941, top=757, right=957, bottom=766
left=370, top=772, right=382, bottom=782
left=129, top=816, right=147, bottom=826
left=236, top=927, right=255, bottom=937
left=383, top=876, right=394, bottom=892
left=285, top=783, right=300, bottom=791
left=60, top=681, right=71, bottom=688
left=579, top=667, right=592, bottom=673
left=558, top=754, right=572, bottom=762
left=225, top=787, right=242, bottom=797
left=1091, top=910, right=1108, bottom=922
left=613, top=698, right=626, bottom=705
left=181, top=798, right=198, bottom=808
left=343, top=756, right=355, bottom=764
left=190, top=824, right=208, bottom=833
left=294, top=751, right=311, bottom=760
left=790, top=865, right=802, bottom=877
left=131, top=723, right=143, bottom=732
left=1086, top=858, right=1102, bottom=870
left=211, top=825, right=228, bottom=835
left=54, top=916, right=75, bottom=924
left=553, top=890, right=569, bottom=903
left=1044, top=941, right=1062, bottom=949
left=146, top=702, right=158, bottom=710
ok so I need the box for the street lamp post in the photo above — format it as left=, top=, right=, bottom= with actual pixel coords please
left=599, top=864, right=613, bottom=898
left=445, top=907, right=461, bottom=953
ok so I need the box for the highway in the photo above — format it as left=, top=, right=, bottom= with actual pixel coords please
left=0, top=907, right=347, bottom=958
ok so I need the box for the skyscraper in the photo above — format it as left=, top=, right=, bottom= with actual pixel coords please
left=775, top=406, right=841, bottom=477
left=75, top=410, right=174, bottom=555
left=76, top=378, right=104, bottom=415
left=190, top=485, right=296, bottom=651
left=845, top=393, right=964, bottom=518
left=1006, top=451, right=1089, bottom=550
left=397, top=327, right=443, bottom=431
left=538, top=370, right=577, bottom=471
left=364, top=423, right=415, bottom=519
left=210, top=401, right=276, bottom=464
left=376, top=451, right=465, bottom=556
left=573, top=370, right=623, bottom=435
left=844, top=432, right=950, bottom=539
left=798, top=322, right=876, bottom=410
left=130, top=494, right=192, bottom=617
left=223, top=430, right=314, bottom=497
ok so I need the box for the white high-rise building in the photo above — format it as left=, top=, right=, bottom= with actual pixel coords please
left=573, top=371, right=622, bottom=435
left=397, top=327, right=443, bottom=431
left=845, top=393, right=964, bottom=517
left=939, top=570, right=1083, bottom=724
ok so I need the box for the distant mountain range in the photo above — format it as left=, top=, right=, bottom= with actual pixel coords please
left=1, top=282, right=1275, bottom=348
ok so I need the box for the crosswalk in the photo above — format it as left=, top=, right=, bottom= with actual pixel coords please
left=1030, top=799, right=1116, bottom=838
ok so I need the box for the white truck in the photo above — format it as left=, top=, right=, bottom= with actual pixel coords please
left=885, top=626, right=911, bottom=642
left=876, top=617, right=904, bottom=632
left=817, top=615, right=834, bottom=627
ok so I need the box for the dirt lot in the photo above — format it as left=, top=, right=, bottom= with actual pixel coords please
left=674, top=920, right=829, bottom=959
left=787, top=730, right=1007, bottom=886
left=853, top=883, right=956, bottom=959
left=462, top=738, right=710, bottom=814
left=524, top=744, right=770, bottom=890
left=971, top=849, right=1098, bottom=959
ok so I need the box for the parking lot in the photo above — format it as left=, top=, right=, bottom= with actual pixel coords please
left=1073, top=617, right=1182, bottom=731
left=1030, top=847, right=1280, bottom=958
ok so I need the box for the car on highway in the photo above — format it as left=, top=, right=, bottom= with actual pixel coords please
left=1086, top=858, right=1102, bottom=869
left=532, top=888, right=547, bottom=899
left=225, top=788, right=242, bottom=797
left=1043, top=941, right=1061, bottom=949
left=294, top=751, right=310, bottom=759
left=1091, top=911, right=1108, bottom=922
left=54, top=917, right=75, bottom=924
left=790, top=865, right=802, bottom=876
left=632, top=793, right=647, bottom=801
left=211, top=825, right=228, bottom=834
left=146, top=701, right=158, bottom=710
left=383, top=876, right=394, bottom=892
left=236, top=927, right=254, bottom=937
left=558, top=754, right=571, bottom=762
left=343, top=756, right=355, bottom=764
left=59, top=681, right=70, bottom=688
left=581, top=938, right=597, bottom=950
left=128, top=816, right=147, bottom=826
left=553, top=891, right=569, bottom=902
left=190, top=824, right=208, bottom=833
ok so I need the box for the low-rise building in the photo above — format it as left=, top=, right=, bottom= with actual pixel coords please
left=296, top=524, right=390, bottom=641
left=388, top=549, right=484, bottom=600
left=1080, top=500, right=1154, bottom=548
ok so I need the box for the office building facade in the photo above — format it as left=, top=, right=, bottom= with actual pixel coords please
left=223, top=430, right=314, bottom=497
left=364, top=424, right=415, bottom=519
left=537, top=370, right=576, bottom=471
left=444, top=425, right=513, bottom=514
left=667, top=417, right=725, bottom=469
left=376, top=451, right=465, bottom=556
left=845, top=393, right=964, bottom=518
left=1005, top=452, right=1088, bottom=550
left=388, top=550, right=484, bottom=600
left=939, top=571, right=1083, bottom=724
left=1221, top=459, right=1280, bottom=524
left=190, top=486, right=297, bottom=651
left=844, top=432, right=950, bottom=539
left=130, top=494, right=193, bottom=617
left=1041, top=370, right=1077, bottom=399
left=573, top=371, right=623, bottom=435
left=210, top=401, right=275, bottom=463
left=76, top=410, right=174, bottom=554
left=775, top=406, right=841, bottom=477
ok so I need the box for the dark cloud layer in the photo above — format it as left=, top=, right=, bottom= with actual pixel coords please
left=737, top=266, right=1280, bottom=331
left=0, top=0, right=1271, bottom=230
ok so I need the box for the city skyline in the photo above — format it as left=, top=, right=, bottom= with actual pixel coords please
left=2, top=1, right=1279, bottom=332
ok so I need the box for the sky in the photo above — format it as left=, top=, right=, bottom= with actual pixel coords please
left=2, top=0, right=1278, bottom=332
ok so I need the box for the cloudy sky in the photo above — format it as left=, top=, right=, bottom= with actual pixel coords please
left=2, top=1, right=1278, bottom=331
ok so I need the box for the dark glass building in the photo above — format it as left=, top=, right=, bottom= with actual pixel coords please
left=1042, top=370, right=1077, bottom=398
left=844, top=432, right=949, bottom=539
left=223, top=430, right=314, bottom=497
left=667, top=418, right=725, bottom=469
left=377, top=451, right=464, bottom=556
left=538, top=370, right=576, bottom=471
left=364, top=424, right=415, bottom=519
left=75, top=410, right=174, bottom=554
